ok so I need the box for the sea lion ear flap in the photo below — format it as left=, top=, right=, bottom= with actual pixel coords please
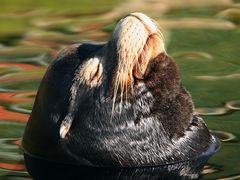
left=79, top=57, right=103, bottom=87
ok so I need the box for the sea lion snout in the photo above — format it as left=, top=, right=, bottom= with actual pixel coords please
left=111, top=12, right=165, bottom=89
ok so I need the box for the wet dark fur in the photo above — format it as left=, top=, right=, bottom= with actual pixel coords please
left=22, top=43, right=213, bottom=167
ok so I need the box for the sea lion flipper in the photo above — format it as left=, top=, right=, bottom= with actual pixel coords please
left=60, top=115, right=73, bottom=138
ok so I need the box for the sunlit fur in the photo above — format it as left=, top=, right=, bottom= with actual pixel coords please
left=111, top=12, right=165, bottom=113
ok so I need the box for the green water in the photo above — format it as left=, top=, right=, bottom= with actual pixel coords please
left=0, top=0, right=240, bottom=179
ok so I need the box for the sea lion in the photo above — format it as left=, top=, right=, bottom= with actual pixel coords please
left=22, top=12, right=218, bottom=168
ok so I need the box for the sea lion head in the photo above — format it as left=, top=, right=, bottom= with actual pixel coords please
left=77, top=12, right=167, bottom=106
left=23, top=12, right=217, bottom=168
left=59, top=12, right=186, bottom=139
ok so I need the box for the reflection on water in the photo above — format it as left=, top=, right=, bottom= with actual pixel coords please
left=23, top=143, right=219, bottom=180
left=0, top=0, right=240, bottom=179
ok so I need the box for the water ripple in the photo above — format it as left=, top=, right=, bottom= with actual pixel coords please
left=195, top=74, right=240, bottom=80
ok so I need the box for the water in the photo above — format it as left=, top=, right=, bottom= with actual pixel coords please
left=0, top=0, right=240, bottom=179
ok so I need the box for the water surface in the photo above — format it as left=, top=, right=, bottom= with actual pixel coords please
left=0, top=0, right=240, bottom=179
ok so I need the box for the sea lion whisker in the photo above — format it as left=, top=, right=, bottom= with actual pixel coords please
left=112, top=81, right=119, bottom=114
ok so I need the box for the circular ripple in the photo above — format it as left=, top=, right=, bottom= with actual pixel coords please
left=202, top=165, right=220, bottom=175
left=211, top=130, right=236, bottom=142
left=217, top=174, right=240, bottom=180
left=172, top=51, right=213, bottom=60
left=196, top=107, right=229, bottom=116
left=226, top=100, right=240, bottom=110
